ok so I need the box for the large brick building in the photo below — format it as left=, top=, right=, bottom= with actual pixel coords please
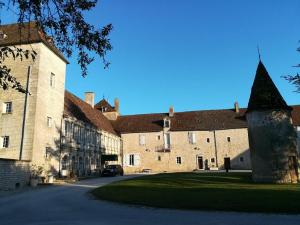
left=1, top=22, right=300, bottom=189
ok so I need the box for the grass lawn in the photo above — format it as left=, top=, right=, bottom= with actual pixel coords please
left=92, top=172, right=300, bottom=214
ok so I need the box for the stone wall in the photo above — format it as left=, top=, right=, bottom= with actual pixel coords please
left=121, top=128, right=251, bottom=174
left=247, top=110, right=298, bottom=183
left=0, top=159, right=30, bottom=190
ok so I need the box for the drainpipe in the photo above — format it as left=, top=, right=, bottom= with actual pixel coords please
left=213, top=130, right=219, bottom=168
left=58, top=117, right=63, bottom=177
left=19, top=66, right=32, bottom=161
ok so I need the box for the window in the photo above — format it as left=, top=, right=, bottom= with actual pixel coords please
left=164, top=133, right=171, bottom=149
left=176, top=156, right=182, bottom=164
left=139, top=134, right=145, bottom=146
left=1, top=136, right=9, bottom=148
left=129, top=154, right=135, bottom=166
left=211, top=158, right=215, bottom=163
left=227, top=137, right=231, bottom=142
left=0, top=30, right=7, bottom=40
left=47, top=117, right=52, bottom=127
left=157, top=135, right=161, bottom=140
left=50, top=73, right=55, bottom=87
left=2, top=102, right=12, bottom=114
left=206, top=138, right=210, bottom=143
left=158, top=156, right=161, bottom=161
left=45, top=147, right=51, bottom=159
left=128, top=154, right=140, bottom=166
left=188, top=132, right=196, bottom=144
left=164, top=119, right=170, bottom=128
left=240, top=157, right=244, bottom=162
left=62, top=155, right=68, bottom=170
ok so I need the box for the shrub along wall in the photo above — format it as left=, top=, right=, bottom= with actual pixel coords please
left=0, top=159, right=30, bottom=190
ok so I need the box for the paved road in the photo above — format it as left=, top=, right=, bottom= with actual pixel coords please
left=0, top=176, right=299, bottom=225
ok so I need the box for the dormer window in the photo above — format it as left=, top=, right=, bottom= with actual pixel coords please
left=0, top=30, right=7, bottom=40
left=164, top=119, right=170, bottom=128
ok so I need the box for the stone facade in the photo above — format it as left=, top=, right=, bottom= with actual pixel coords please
left=0, top=159, right=30, bottom=190
left=0, top=42, right=66, bottom=175
left=121, top=128, right=251, bottom=174
left=60, top=116, right=122, bottom=177
left=247, top=110, right=298, bottom=183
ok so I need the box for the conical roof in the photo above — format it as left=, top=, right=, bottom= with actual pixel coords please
left=247, top=61, right=292, bottom=112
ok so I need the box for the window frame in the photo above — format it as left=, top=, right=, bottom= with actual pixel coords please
left=176, top=156, right=182, bottom=164
left=139, top=134, right=146, bottom=146
left=47, top=116, right=53, bottom=128
left=3, top=102, right=12, bottom=114
left=129, top=154, right=135, bottom=166
left=50, top=72, right=55, bottom=88
left=1, top=136, right=9, bottom=148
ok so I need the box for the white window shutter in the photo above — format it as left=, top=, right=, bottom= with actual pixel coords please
left=135, top=154, right=140, bottom=166
left=2, top=103, right=5, bottom=113
left=139, top=135, right=145, bottom=145
left=192, top=132, right=196, bottom=144
left=0, top=137, right=3, bottom=148
left=124, top=154, right=130, bottom=166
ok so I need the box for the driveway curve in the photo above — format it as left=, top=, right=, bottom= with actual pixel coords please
left=0, top=175, right=299, bottom=225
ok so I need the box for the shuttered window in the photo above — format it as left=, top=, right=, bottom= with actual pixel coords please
left=139, top=134, right=145, bottom=146
left=188, top=132, right=196, bottom=144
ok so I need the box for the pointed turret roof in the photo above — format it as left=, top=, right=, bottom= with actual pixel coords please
left=247, top=61, right=292, bottom=112
left=94, top=99, right=116, bottom=112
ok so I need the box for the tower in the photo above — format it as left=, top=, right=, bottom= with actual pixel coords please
left=246, top=61, right=298, bottom=183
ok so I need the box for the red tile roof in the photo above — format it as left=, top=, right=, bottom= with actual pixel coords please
left=113, top=106, right=300, bottom=134
left=64, top=92, right=300, bottom=135
left=0, top=22, right=68, bottom=63
left=64, top=91, right=117, bottom=135
left=94, top=99, right=116, bottom=112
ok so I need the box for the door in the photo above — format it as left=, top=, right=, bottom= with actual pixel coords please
left=288, top=156, right=298, bottom=183
left=197, top=156, right=203, bottom=169
left=224, top=157, right=231, bottom=170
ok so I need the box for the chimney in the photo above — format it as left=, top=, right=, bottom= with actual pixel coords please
left=234, top=101, right=239, bottom=113
left=169, top=106, right=174, bottom=117
left=114, top=98, right=120, bottom=113
left=85, top=92, right=95, bottom=108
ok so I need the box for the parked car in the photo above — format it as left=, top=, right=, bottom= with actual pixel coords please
left=101, top=165, right=124, bottom=177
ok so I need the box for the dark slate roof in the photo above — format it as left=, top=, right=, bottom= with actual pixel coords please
left=64, top=91, right=117, bottom=135
left=0, top=22, right=68, bottom=63
left=112, top=105, right=300, bottom=134
left=247, top=61, right=291, bottom=112
left=94, top=99, right=115, bottom=112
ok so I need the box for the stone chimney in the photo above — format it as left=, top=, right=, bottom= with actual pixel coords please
left=234, top=101, right=239, bottom=113
left=169, top=106, right=174, bottom=117
left=114, top=98, right=120, bottom=113
left=85, top=92, right=95, bottom=108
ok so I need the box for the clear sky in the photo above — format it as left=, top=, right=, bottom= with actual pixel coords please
left=3, top=0, right=300, bottom=115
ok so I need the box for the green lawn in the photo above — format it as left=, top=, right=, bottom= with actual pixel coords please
left=92, top=172, right=300, bottom=214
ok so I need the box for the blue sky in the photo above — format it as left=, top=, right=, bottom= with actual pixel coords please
left=3, top=0, right=300, bottom=115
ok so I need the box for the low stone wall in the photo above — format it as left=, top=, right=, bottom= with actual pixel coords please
left=0, top=159, right=30, bottom=190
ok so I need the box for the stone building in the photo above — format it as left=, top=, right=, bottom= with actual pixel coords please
left=246, top=61, right=299, bottom=183
left=1, top=22, right=300, bottom=190
left=0, top=22, right=121, bottom=189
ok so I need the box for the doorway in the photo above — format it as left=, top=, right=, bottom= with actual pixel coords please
left=197, top=156, right=203, bottom=169
left=224, top=157, right=231, bottom=170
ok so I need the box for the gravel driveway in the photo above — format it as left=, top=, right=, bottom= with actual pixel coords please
left=0, top=175, right=299, bottom=225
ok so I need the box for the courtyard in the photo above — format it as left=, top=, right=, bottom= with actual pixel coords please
left=0, top=174, right=300, bottom=225
left=92, top=172, right=300, bottom=214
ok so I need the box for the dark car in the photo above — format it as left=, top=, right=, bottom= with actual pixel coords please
left=101, top=165, right=124, bottom=177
